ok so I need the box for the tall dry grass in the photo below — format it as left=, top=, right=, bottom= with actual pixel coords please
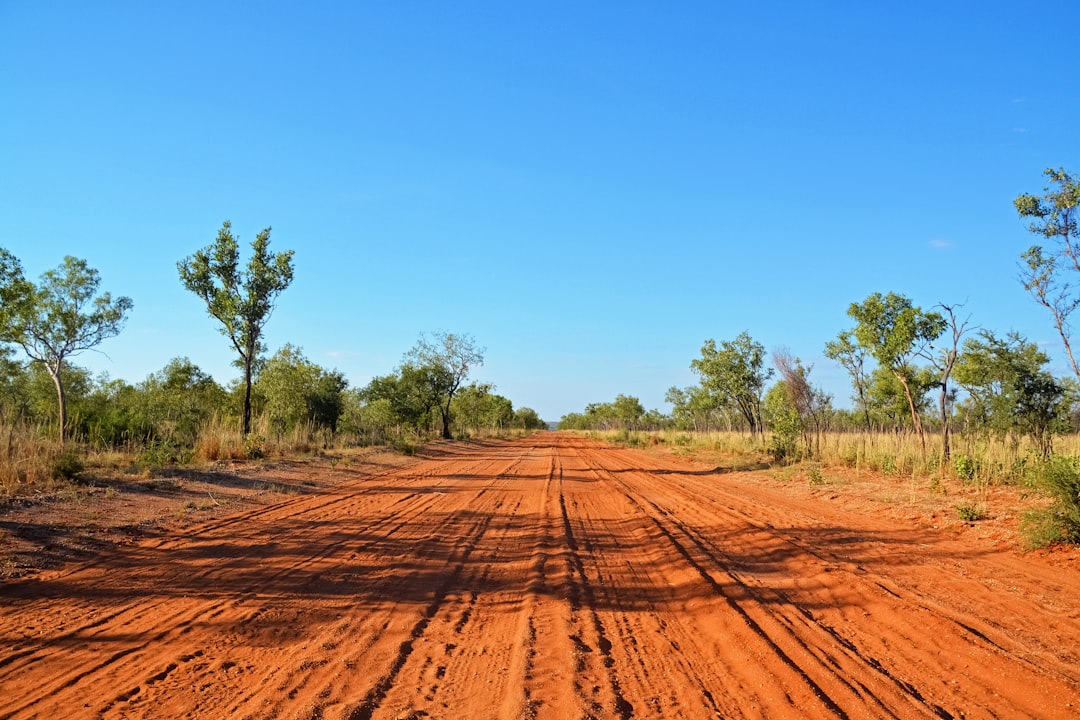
left=589, top=428, right=1071, bottom=485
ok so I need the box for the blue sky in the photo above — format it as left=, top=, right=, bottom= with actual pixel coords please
left=1, top=2, right=1077, bottom=422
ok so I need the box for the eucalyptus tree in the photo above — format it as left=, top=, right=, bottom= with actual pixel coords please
left=690, top=331, right=772, bottom=437
left=918, top=303, right=970, bottom=462
left=1, top=255, right=133, bottom=442
left=405, top=331, right=484, bottom=439
left=954, top=330, right=1068, bottom=456
left=254, top=344, right=346, bottom=437
left=178, top=221, right=295, bottom=436
left=824, top=330, right=872, bottom=431
left=1015, top=168, right=1080, bottom=384
left=847, top=292, right=945, bottom=456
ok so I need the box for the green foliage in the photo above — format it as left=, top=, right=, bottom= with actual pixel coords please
left=405, top=331, right=484, bottom=439
left=513, top=407, right=546, bottom=430
left=1021, top=455, right=1080, bottom=548
left=807, top=463, right=824, bottom=486
left=1015, top=168, right=1080, bottom=384
left=136, top=439, right=194, bottom=468
left=954, top=454, right=978, bottom=483
left=255, top=344, right=346, bottom=437
left=824, top=330, right=872, bottom=430
left=956, top=502, right=986, bottom=522
left=178, top=221, right=294, bottom=436
left=558, top=394, right=659, bottom=431
left=0, top=255, right=133, bottom=442
left=243, top=433, right=266, bottom=459
left=954, top=331, right=1069, bottom=456
left=763, top=383, right=801, bottom=463
left=452, top=383, right=514, bottom=433
left=691, top=331, right=772, bottom=436
left=51, top=449, right=84, bottom=482
left=845, top=292, right=944, bottom=453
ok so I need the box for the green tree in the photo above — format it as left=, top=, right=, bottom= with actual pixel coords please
left=691, top=331, right=772, bottom=437
left=848, top=292, right=945, bottom=456
left=1015, top=168, right=1080, bottom=384
left=513, top=407, right=546, bottom=430
left=612, top=394, right=645, bottom=429
left=763, top=382, right=802, bottom=463
left=255, top=345, right=345, bottom=436
left=954, top=330, right=1068, bottom=456
left=824, top=330, right=872, bottom=431
left=178, top=221, right=295, bottom=436
left=363, top=363, right=452, bottom=434
left=1, top=256, right=133, bottom=442
left=405, top=332, right=484, bottom=439
left=918, top=303, right=970, bottom=463
left=139, top=357, right=229, bottom=445
left=451, top=383, right=515, bottom=434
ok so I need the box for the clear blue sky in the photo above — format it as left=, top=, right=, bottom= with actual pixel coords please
left=1, top=2, right=1077, bottom=422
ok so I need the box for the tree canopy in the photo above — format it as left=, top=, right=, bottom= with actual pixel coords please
left=178, top=221, right=294, bottom=436
left=1, top=255, right=133, bottom=442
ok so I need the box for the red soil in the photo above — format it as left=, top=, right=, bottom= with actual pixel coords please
left=1, top=434, right=1078, bottom=719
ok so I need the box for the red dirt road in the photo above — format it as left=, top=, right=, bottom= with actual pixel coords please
left=2, top=434, right=1079, bottom=719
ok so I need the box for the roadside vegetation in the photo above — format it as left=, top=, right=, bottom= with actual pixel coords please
left=4, top=169, right=1080, bottom=552
left=0, top=227, right=544, bottom=503
left=560, top=167, right=1080, bottom=550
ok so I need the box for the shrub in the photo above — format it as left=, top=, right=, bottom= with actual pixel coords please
left=954, top=455, right=978, bottom=483
left=51, top=449, right=84, bottom=482
left=956, top=502, right=986, bottom=522
left=243, top=434, right=266, bottom=460
left=1021, top=455, right=1080, bottom=549
left=807, top=463, right=824, bottom=486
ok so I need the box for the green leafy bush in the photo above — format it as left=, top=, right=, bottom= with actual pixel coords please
left=51, top=450, right=84, bottom=482
left=243, top=434, right=266, bottom=460
left=1021, top=455, right=1080, bottom=549
left=954, top=455, right=977, bottom=483
left=956, top=502, right=986, bottom=522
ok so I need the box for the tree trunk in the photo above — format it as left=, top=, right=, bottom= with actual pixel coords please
left=50, top=361, right=67, bottom=443
left=938, top=383, right=951, bottom=463
left=242, top=357, right=253, bottom=437
left=441, top=402, right=452, bottom=439
left=895, top=371, right=926, bottom=458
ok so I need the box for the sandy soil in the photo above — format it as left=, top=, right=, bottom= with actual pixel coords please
left=1, top=434, right=1078, bottom=719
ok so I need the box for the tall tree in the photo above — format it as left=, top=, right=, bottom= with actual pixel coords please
left=690, top=331, right=773, bottom=437
left=405, top=332, right=484, bottom=439
left=918, top=303, right=970, bottom=463
left=824, top=329, right=872, bottom=431
left=848, top=292, right=945, bottom=456
left=2, top=255, right=133, bottom=442
left=1015, top=167, right=1080, bottom=384
left=178, top=221, right=295, bottom=436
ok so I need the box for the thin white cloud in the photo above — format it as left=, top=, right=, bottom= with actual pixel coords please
left=928, top=239, right=954, bottom=250
left=1012, top=127, right=1030, bottom=134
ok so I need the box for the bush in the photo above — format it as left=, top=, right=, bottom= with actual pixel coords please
left=1021, top=455, right=1080, bottom=549
left=51, top=450, right=84, bottom=482
left=956, top=502, right=986, bottom=522
left=954, top=455, right=978, bottom=483
left=243, top=434, right=266, bottom=460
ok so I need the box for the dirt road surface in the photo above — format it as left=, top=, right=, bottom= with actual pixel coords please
left=2, top=434, right=1079, bottom=719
